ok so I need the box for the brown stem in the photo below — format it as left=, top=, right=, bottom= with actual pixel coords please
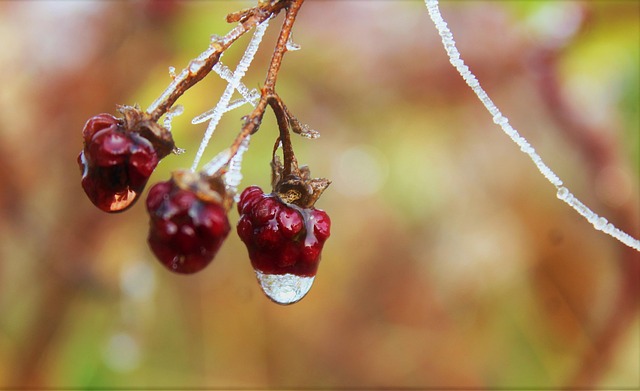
left=269, top=94, right=299, bottom=177
left=146, top=1, right=289, bottom=122
left=225, top=0, right=305, bottom=166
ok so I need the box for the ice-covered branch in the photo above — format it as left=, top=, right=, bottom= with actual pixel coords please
left=424, top=0, right=639, bottom=252
left=190, top=17, right=270, bottom=172
left=191, top=63, right=260, bottom=125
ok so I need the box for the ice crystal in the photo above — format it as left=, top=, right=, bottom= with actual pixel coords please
left=190, top=18, right=270, bottom=172
left=425, top=0, right=640, bottom=251
left=202, top=148, right=232, bottom=177
left=162, top=104, right=183, bottom=132
left=224, top=135, right=250, bottom=194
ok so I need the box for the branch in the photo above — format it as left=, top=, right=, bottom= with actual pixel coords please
left=224, top=0, right=305, bottom=169
left=145, top=1, right=289, bottom=122
left=424, top=0, right=640, bottom=252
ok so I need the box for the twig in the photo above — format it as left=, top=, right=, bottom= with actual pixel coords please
left=145, top=1, right=289, bottom=122
left=424, top=0, right=640, bottom=251
left=223, top=0, right=305, bottom=170
left=190, top=17, right=271, bottom=171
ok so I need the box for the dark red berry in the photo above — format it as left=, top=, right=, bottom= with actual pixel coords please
left=237, top=186, right=331, bottom=277
left=147, top=174, right=231, bottom=274
left=79, top=113, right=159, bottom=212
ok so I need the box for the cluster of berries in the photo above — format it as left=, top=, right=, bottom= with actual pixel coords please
left=78, top=110, right=330, bottom=301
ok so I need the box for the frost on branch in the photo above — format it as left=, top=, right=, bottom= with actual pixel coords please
left=190, top=17, right=271, bottom=172
left=162, top=104, right=184, bottom=132
left=225, top=135, right=250, bottom=195
left=424, top=0, right=640, bottom=252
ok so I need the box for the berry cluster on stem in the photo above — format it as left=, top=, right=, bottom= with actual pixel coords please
left=77, top=0, right=330, bottom=303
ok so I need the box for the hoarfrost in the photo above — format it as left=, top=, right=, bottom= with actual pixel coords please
left=224, top=135, right=250, bottom=194
left=202, top=148, right=232, bottom=176
left=162, top=104, right=183, bottom=132
left=424, top=0, right=640, bottom=252
left=286, top=36, right=301, bottom=51
left=191, top=18, right=270, bottom=172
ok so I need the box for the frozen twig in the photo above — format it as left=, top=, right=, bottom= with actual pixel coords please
left=144, top=1, right=287, bottom=122
left=190, top=17, right=270, bottom=172
left=424, top=0, right=639, bottom=252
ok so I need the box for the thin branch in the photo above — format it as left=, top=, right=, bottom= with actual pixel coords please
left=269, top=94, right=299, bottom=177
left=424, top=0, right=640, bottom=252
left=145, top=1, right=288, bottom=122
left=223, top=0, right=305, bottom=170
left=190, top=16, right=271, bottom=171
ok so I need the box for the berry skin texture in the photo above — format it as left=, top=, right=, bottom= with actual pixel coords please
left=237, top=186, right=331, bottom=277
left=146, top=179, right=230, bottom=274
left=78, top=113, right=159, bottom=212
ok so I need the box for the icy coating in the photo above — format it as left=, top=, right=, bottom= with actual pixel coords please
left=202, top=148, right=232, bottom=176
left=425, top=0, right=640, bottom=252
left=162, top=104, right=184, bottom=132
left=146, top=46, right=218, bottom=116
left=255, top=271, right=315, bottom=305
left=191, top=18, right=270, bottom=172
left=285, top=36, right=301, bottom=51
left=213, top=62, right=261, bottom=106
left=224, top=135, right=250, bottom=193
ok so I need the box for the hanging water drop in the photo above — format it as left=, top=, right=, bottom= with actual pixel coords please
left=255, top=271, right=315, bottom=305
left=299, top=123, right=320, bottom=139
left=168, top=66, right=176, bottom=79
left=286, top=36, right=301, bottom=51
left=556, top=186, right=570, bottom=200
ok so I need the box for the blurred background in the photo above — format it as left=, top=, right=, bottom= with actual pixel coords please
left=0, top=0, right=638, bottom=388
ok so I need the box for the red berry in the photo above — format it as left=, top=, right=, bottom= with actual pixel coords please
left=78, top=113, right=159, bottom=212
left=147, top=178, right=230, bottom=274
left=236, top=186, right=331, bottom=277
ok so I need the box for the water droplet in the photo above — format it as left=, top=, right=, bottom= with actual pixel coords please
left=286, top=36, right=301, bottom=51
left=168, top=66, right=176, bottom=79
left=556, top=186, right=569, bottom=200
left=300, top=123, right=320, bottom=139
left=255, top=270, right=315, bottom=305
left=594, top=216, right=607, bottom=231
left=492, top=114, right=508, bottom=125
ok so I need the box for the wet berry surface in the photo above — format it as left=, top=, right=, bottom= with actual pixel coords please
left=79, top=113, right=158, bottom=212
left=146, top=179, right=230, bottom=274
left=237, top=186, right=330, bottom=277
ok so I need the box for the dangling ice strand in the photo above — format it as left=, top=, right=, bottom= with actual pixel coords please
left=191, top=17, right=271, bottom=172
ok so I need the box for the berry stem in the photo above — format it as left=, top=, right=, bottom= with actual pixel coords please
left=269, top=95, right=298, bottom=177
left=145, top=1, right=290, bottom=122
left=223, top=0, right=305, bottom=171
